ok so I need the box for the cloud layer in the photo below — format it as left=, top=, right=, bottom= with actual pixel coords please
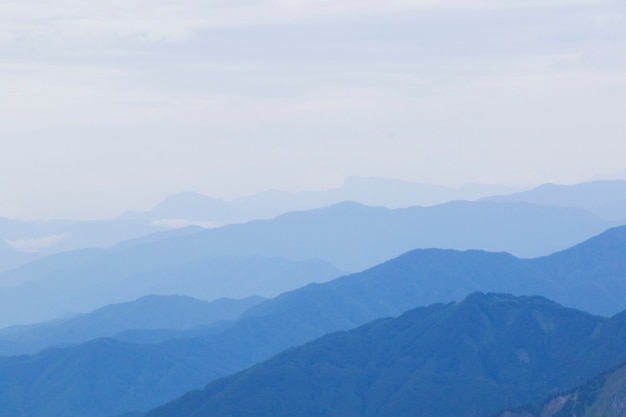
left=1, top=0, right=625, bottom=219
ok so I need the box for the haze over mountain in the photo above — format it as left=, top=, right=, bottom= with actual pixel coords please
left=0, top=177, right=520, bottom=272
left=113, top=200, right=622, bottom=272
left=144, top=293, right=626, bottom=417
left=121, top=177, right=521, bottom=226
left=0, top=255, right=343, bottom=327
left=0, top=239, right=42, bottom=275
left=0, top=217, right=159, bottom=255
left=483, top=180, right=626, bottom=221
left=0, top=295, right=265, bottom=356
left=0, top=198, right=617, bottom=326
left=1, top=227, right=626, bottom=416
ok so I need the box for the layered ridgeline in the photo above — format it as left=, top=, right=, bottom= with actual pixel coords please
left=497, top=362, right=626, bottom=417
left=1, top=178, right=621, bottom=270
left=1, top=227, right=626, bottom=416
left=0, top=295, right=265, bottom=356
left=0, top=238, right=41, bottom=275
left=0, top=255, right=343, bottom=327
left=144, top=293, right=626, bottom=417
left=482, top=179, right=626, bottom=221
left=0, top=199, right=618, bottom=326
left=0, top=176, right=520, bottom=273
left=120, top=177, right=520, bottom=225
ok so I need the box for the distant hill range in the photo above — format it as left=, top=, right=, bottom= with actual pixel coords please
left=0, top=295, right=265, bottom=356
left=482, top=179, right=626, bottom=221
left=120, top=176, right=520, bottom=225
left=144, top=293, right=626, bottom=417
left=0, top=197, right=620, bottom=327
left=0, top=255, right=344, bottom=327
left=1, top=227, right=626, bottom=416
left=0, top=177, right=516, bottom=263
left=1, top=178, right=623, bottom=273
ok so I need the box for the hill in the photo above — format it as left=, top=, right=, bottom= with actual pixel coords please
left=1, top=199, right=615, bottom=327
left=0, top=295, right=265, bottom=355
left=144, top=293, right=626, bottom=417
left=0, top=255, right=342, bottom=327
left=120, top=177, right=520, bottom=225
left=0, top=227, right=626, bottom=416
left=111, top=200, right=617, bottom=272
left=483, top=179, right=626, bottom=221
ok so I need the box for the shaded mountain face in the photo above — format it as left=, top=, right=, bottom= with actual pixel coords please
left=483, top=179, right=626, bottom=221
left=1, top=227, right=626, bottom=417
left=497, top=362, right=626, bottom=417
left=144, top=293, right=626, bottom=417
left=0, top=295, right=265, bottom=355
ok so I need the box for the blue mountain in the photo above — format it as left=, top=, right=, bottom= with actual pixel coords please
left=0, top=227, right=626, bottom=416
left=144, top=293, right=626, bottom=417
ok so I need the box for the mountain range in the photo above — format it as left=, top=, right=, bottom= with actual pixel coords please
left=120, top=176, right=521, bottom=225
left=0, top=255, right=343, bottom=327
left=1, top=226, right=626, bottom=416
left=4, top=178, right=624, bottom=263
left=1, top=198, right=617, bottom=327
left=0, top=295, right=265, bottom=356
left=0, top=177, right=517, bottom=263
left=497, top=361, right=626, bottom=417
left=483, top=179, right=626, bottom=221
left=144, top=292, right=626, bottom=417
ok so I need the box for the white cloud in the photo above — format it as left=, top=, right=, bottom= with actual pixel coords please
left=5, top=235, right=68, bottom=251
left=0, top=0, right=624, bottom=219
left=0, top=0, right=621, bottom=43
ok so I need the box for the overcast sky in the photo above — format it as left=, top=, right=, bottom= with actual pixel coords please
left=1, top=0, right=625, bottom=219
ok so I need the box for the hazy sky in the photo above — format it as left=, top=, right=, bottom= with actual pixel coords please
left=1, top=0, right=625, bottom=219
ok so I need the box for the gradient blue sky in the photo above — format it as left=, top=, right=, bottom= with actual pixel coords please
left=1, top=0, right=625, bottom=219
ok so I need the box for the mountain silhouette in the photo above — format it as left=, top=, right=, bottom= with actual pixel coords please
left=1, top=227, right=626, bottom=416
left=0, top=295, right=265, bottom=355
left=144, top=293, right=626, bottom=417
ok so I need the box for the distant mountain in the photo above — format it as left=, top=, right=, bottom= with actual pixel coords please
left=0, top=238, right=42, bottom=274
left=0, top=295, right=265, bottom=355
left=0, top=216, right=160, bottom=256
left=111, top=200, right=621, bottom=272
left=1, top=227, right=626, bottom=416
left=0, top=177, right=519, bottom=262
left=482, top=180, right=626, bottom=220
left=0, top=199, right=617, bottom=327
left=119, top=177, right=522, bottom=226
left=144, top=293, right=626, bottom=417
left=0, top=256, right=343, bottom=327
left=497, top=362, right=626, bottom=417
left=120, top=192, right=232, bottom=227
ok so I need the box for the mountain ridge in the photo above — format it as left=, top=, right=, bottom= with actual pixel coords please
left=143, top=292, right=626, bottom=417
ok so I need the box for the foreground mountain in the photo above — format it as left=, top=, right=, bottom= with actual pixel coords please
left=0, top=255, right=342, bottom=327
left=497, top=362, right=626, bottom=417
left=0, top=295, right=265, bottom=355
left=1, top=227, right=626, bottom=417
left=483, top=179, right=626, bottom=221
left=144, top=293, right=626, bottom=417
